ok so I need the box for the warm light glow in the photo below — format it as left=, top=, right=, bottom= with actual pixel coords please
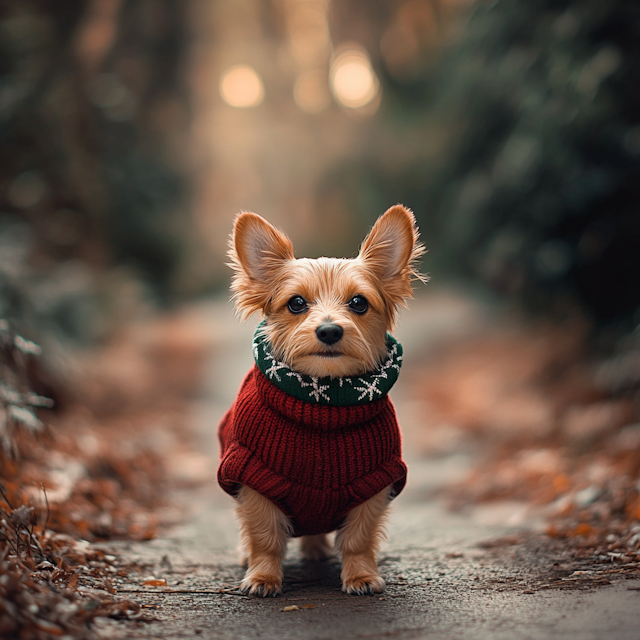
left=294, top=69, right=331, bottom=114
left=219, top=64, right=264, bottom=108
left=329, top=45, right=379, bottom=109
left=287, top=4, right=330, bottom=67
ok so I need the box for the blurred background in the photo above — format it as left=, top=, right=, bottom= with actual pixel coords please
left=1, top=2, right=640, bottom=631
left=2, top=0, right=639, bottom=348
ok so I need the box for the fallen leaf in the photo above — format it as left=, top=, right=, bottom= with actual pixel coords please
left=142, top=579, right=167, bottom=587
left=569, top=523, right=596, bottom=538
left=35, top=619, right=64, bottom=635
left=281, top=605, right=300, bottom=612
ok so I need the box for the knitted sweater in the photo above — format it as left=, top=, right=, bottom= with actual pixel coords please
left=218, top=341, right=407, bottom=536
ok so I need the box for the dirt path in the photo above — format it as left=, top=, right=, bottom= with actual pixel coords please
left=104, top=293, right=640, bottom=640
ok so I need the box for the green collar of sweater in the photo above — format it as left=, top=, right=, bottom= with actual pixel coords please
left=252, top=322, right=403, bottom=406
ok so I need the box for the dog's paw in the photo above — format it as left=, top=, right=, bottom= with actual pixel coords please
left=240, top=574, right=282, bottom=597
left=342, top=574, right=385, bottom=596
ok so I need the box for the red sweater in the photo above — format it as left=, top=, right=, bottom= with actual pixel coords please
left=218, top=365, right=407, bottom=536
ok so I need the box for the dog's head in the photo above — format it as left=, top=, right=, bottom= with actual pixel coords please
left=228, top=205, right=425, bottom=377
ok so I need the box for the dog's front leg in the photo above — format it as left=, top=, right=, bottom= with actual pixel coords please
left=236, top=486, right=292, bottom=596
left=335, top=486, right=390, bottom=595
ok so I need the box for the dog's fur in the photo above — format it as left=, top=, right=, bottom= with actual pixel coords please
left=228, top=205, right=424, bottom=596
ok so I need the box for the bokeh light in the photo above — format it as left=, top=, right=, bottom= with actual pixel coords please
left=329, top=45, right=379, bottom=110
left=219, top=64, right=265, bottom=108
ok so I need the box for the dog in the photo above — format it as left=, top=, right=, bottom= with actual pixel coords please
left=217, top=204, right=425, bottom=596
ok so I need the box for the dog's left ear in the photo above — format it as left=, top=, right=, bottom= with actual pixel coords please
left=358, top=205, right=426, bottom=312
left=228, top=212, right=295, bottom=319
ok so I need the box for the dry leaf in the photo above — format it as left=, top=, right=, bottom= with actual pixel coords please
left=281, top=605, right=300, bottom=612
left=142, top=578, right=167, bottom=587
left=35, top=619, right=64, bottom=635
left=569, top=523, right=596, bottom=538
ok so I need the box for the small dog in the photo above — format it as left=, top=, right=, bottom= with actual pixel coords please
left=218, top=205, right=425, bottom=596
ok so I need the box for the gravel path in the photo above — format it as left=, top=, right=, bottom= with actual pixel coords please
left=105, top=293, right=640, bottom=640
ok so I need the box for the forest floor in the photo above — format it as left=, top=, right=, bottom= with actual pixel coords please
left=3, top=288, right=640, bottom=639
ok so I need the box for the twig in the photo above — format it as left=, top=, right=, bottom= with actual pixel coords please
left=0, top=482, right=14, bottom=510
left=0, top=527, right=21, bottom=557
left=41, top=482, right=50, bottom=529
left=26, top=520, right=35, bottom=558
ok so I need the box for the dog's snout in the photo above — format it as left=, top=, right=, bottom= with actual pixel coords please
left=316, top=323, right=343, bottom=345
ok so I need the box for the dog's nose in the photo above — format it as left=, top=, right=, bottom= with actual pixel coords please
left=316, top=323, right=343, bottom=345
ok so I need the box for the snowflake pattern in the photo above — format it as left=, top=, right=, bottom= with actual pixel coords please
left=254, top=339, right=290, bottom=382
left=287, top=371, right=331, bottom=402
left=353, top=378, right=383, bottom=402
left=352, top=344, right=402, bottom=401
left=253, top=328, right=402, bottom=404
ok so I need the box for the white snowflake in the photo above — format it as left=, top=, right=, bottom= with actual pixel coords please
left=260, top=349, right=290, bottom=382
left=353, top=377, right=383, bottom=402
left=287, top=372, right=330, bottom=402
left=351, top=345, right=402, bottom=401
left=378, top=345, right=402, bottom=376
left=303, top=377, right=331, bottom=403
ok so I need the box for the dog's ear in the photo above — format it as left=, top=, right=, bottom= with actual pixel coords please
left=228, top=212, right=294, bottom=318
left=358, top=205, right=426, bottom=318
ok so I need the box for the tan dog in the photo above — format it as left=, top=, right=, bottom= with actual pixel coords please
left=220, top=205, right=425, bottom=596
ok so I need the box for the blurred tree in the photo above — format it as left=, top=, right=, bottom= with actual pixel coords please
left=90, top=0, right=190, bottom=295
left=0, top=0, right=190, bottom=346
left=411, top=0, right=640, bottom=325
left=269, top=0, right=638, bottom=331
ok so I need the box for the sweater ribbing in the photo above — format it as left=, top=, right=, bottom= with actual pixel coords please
left=218, top=366, right=407, bottom=536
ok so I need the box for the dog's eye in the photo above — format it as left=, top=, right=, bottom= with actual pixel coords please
left=348, top=295, right=368, bottom=314
left=287, top=295, right=308, bottom=314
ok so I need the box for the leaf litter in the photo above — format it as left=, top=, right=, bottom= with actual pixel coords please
left=408, top=316, right=640, bottom=591
left=0, top=312, right=211, bottom=637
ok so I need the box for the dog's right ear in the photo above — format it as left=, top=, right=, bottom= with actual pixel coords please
left=228, top=212, right=294, bottom=318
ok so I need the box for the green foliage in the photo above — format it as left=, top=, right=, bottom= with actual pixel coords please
left=0, top=1, right=189, bottom=346
left=414, top=0, right=640, bottom=323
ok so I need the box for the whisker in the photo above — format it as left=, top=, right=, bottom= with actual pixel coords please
left=349, top=322, right=379, bottom=371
